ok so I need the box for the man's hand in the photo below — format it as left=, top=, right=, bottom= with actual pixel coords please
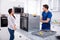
left=40, top=19, right=43, bottom=22
left=40, top=16, right=42, bottom=22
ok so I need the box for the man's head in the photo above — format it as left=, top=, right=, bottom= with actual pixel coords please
left=43, top=4, right=49, bottom=11
left=8, top=8, right=14, bottom=15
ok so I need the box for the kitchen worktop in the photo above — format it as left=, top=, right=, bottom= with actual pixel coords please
left=15, top=28, right=58, bottom=40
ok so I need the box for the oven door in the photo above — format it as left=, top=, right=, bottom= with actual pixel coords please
left=20, top=16, right=28, bottom=31
left=1, top=16, right=8, bottom=27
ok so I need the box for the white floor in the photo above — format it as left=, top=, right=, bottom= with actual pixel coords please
left=0, top=27, right=9, bottom=40
left=0, top=27, right=30, bottom=40
left=0, top=26, right=60, bottom=40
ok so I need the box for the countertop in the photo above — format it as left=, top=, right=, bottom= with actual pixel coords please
left=15, top=29, right=58, bottom=40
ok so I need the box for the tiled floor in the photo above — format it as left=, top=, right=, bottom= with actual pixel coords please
left=0, top=28, right=28, bottom=40
left=0, top=27, right=9, bottom=40
left=0, top=27, right=27, bottom=40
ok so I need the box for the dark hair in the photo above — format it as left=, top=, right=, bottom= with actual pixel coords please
left=8, top=8, right=12, bottom=14
left=8, top=8, right=15, bottom=19
left=43, top=4, right=49, bottom=9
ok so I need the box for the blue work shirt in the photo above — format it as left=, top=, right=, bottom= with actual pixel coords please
left=42, top=11, right=52, bottom=30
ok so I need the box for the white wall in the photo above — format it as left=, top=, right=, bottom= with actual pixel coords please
left=0, top=0, right=41, bottom=15
left=0, top=0, right=28, bottom=14
left=28, top=0, right=40, bottom=15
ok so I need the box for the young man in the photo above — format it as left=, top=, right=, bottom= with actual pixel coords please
left=40, top=4, right=52, bottom=30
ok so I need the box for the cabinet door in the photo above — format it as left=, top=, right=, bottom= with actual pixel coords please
left=51, top=24, right=60, bottom=34
left=51, top=24, right=59, bottom=31
left=51, top=0, right=60, bottom=11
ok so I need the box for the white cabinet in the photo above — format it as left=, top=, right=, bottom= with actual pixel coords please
left=51, top=24, right=57, bottom=31
left=14, top=31, right=31, bottom=40
left=51, top=0, right=60, bottom=11
left=51, top=24, right=60, bottom=35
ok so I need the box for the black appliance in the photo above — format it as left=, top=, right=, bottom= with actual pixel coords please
left=14, top=7, right=24, bottom=13
left=20, top=13, right=28, bottom=31
left=1, top=15, right=8, bottom=27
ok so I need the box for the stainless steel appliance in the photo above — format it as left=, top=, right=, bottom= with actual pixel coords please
left=20, top=13, right=40, bottom=32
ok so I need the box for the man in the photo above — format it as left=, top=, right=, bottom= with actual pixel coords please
left=40, top=4, right=52, bottom=30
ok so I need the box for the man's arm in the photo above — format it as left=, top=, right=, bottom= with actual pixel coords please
left=40, top=18, right=50, bottom=23
left=40, top=12, right=52, bottom=23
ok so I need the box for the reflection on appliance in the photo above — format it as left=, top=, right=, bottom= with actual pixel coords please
left=20, top=13, right=40, bottom=32
left=1, top=15, right=8, bottom=27
left=14, top=7, right=24, bottom=13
